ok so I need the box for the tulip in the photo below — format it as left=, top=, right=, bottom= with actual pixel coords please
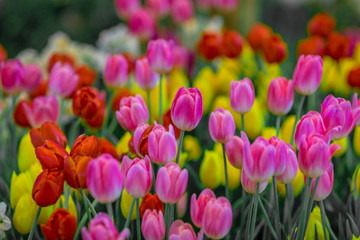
left=23, top=95, right=59, bottom=128
left=295, top=111, right=327, bottom=148
left=23, top=63, right=42, bottom=92
left=297, top=36, right=326, bottom=57
left=87, top=154, right=124, bottom=203
left=129, top=8, right=156, bottom=40
left=327, top=32, right=350, bottom=61
left=121, top=156, right=152, bottom=199
left=133, top=123, right=152, bottom=157
left=98, top=138, right=118, bottom=159
left=47, top=53, right=75, bottom=73
left=276, top=145, right=298, bottom=184
left=321, top=94, right=360, bottom=140
left=135, top=57, right=160, bottom=91
left=241, top=169, right=268, bottom=194
left=348, top=66, right=360, bottom=88
left=267, top=77, right=294, bottom=115
left=268, top=136, right=287, bottom=177
left=202, top=197, right=232, bottom=239
left=0, top=44, right=7, bottom=62
left=199, top=150, right=222, bottom=189
left=298, top=133, right=340, bottom=178
left=32, top=169, right=64, bottom=207
left=116, top=94, right=149, bottom=132
left=148, top=124, right=177, bottom=164
left=176, top=193, right=187, bottom=218
left=209, top=107, right=235, bottom=143
left=114, top=0, right=140, bottom=18
left=10, top=171, right=33, bottom=208
left=190, top=188, right=216, bottom=228
left=147, top=39, right=174, bottom=74
left=183, top=135, right=201, bottom=161
left=263, top=34, right=288, bottom=64
left=171, top=0, right=194, bottom=24
left=196, top=32, right=223, bottom=61
left=103, top=54, right=129, bottom=88
left=70, top=134, right=99, bottom=158
left=222, top=30, right=243, bottom=58
left=169, top=220, right=197, bottom=240
left=230, top=79, right=255, bottom=114
left=308, top=162, right=334, bottom=201
left=18, top=133, right=40, bottom=172
left=35, top=140, right=69, bottom=170
left=307, top=12, right=335, bottom=37
left=41, top=209, right=77, bottom=240
left=13, top=100, right=32, bottom=128
left=121, top=189, right=139, bottom=220
left=64, top=155, right=92, bottom=189
left=48, top=62, right=79, bottom=98
left=304, top=206, right=329, bottom=240
left=75, top=64, right=97, bottom=89
left=139, top=193, right=164, bottom=218
left=225, top=133, right=248, bottom=169
left=30, top=121, right=67, bottom=148
left=147, top=0, right=170, bottom=17
left=13, top=194, right=37, bottom=234
left=247, top=23, right=272, bottom=52
left=0, top=59, right=24, bottom=95
left=141, top=209, right=165, bottom=240
left=156, top=163, right=188, bottom=203
left=171, top=86, right=203, bottom=131
left=293, top=55, right=323, bottom=95
left=243, top=135, right=276, bottom=183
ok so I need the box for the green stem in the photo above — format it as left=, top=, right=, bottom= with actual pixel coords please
left=136, top=199, right=141, bottom=240
left=125, top=198, right=136, bottom=229
left=245, top=193, right=255, bottom=240
left=239, top=188, right=246, bottom=238
left=147, top=91, right=152, bottom=123
left=70, top=118, right=82, bottom=146
left=249, top=183, right=260, bottom=240
left=107, top=202, right=114, bottom=220
left=290, top=95, right=306, bottom=146
left=319, top=201, right=329, bottom=240
left=297, top=177, right=313, bottom=240
left=165, top=204, right=170, bottom=240
left=276, top=115, right=281, bottom=137
left=304, top=177, right=320, bottom=233
left=84, top=193, right=97, bottom=217
left=64, top=184, right=71, bottom=210
left=258, top=197, right=278, bottom=240
left=175, top=130, right=185, bottom=165
left=285, top=183, right=293, bottom=232
left=81, top=190, right=92, bottom=222
left=272, top=176, right=281, bottom=238
left=241, top=114, right=245, bottom=132
left=222, top=143, right=230, bottom=200
left=74, top=200, right=98, bottom=240
left=159, top=75, right=163, bottom=124
left=28, top=207, right=42, bottom=240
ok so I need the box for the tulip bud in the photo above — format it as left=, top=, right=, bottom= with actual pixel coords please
left=13, top=194, right=37, bottom=234
left=70, top=134, right=99, bottom=157
left=18, top=132, right=39, bottom=172
left=230, top=79, right=255, bottom=114
left=0, top=59, right=24, bottom=95
left=297, top=36, right=326, bottom=57
left=135, top=57, right=160, bottom=91
left=104, top=54, right=129, bottom=88
left=129, top=8, right=156, bottom=40
left=64, top=155, right=92, bottom=189
left=35, top=140, right=69, bottom=170
left=147, top=39, right=174, bottom=74
left=263, top=34, right=288, bottom=64
left=141, top=209, right=165, bottom=240
left=41, top=209, right=77, bottom=240
left=190, top=188, right=216, bottom=228
left=121, top=189, right=139, bottom=220
left=171, top=0, right=194, bottom=24
left=139, top=193, right=164, bottom=218
left=295, top=111, right=327, bottom=148
left=247, top=23, right=272, bottom=52
left=308, top=162, right=334, bottom=201
left=13, top=100, right=32, bottom=128
left=268, top=137, right=287, bottom=177
left=23, top=95, right=59, bottom=128
left=209, top=107, right=235, bottom=143
left=48, top=62, right=79, bottom=98
left=307, top=12, right=335, bottom=37
left=169, top=220, right=197, bottom=240
left=30, top=121, right=67, bottom=148
left=222, top=30, right=243, bottom=58
left=148, top=124, right=177, bottom=164
left=225, top=133, right=247, bottom=169
left=267, top=77, right=294, bottom=115
left=199, top=150, right=222, bottom=189
left=241, top=169, right=268, bottom=194
left=196, top=32, right=223, bottom=61
left=276, top=145, right=298, bottom=184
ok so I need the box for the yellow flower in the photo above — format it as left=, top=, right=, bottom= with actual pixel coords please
left=18, top=132, right=39, bottom=172
left=27, top=162, right=42, bottom=182
left=200, top=150, right=222, bottom=189
left=220, top=57, right=241, bottom=76
left=121, top=189, right=141, bottom=220
left=351, top=164, right=360, bottom=196
left=354, top=43, right=360, bottom=62
left=193, top=74, right=214, bottom=114
left=10, top=171, right=33, bottom=208
left=196, top=67, right=220, bottom=97
left=354, top=127, right=360, bottom=157
left=176, top=152, right=189, bottom=169
left=183, top=135, right=201, bottom=161
left=38, top=205, right=55, bottom=225
left=304, top=206, right=329, bottom=240
left=116, top=132, right=132, bottom=155
left=13, top=194, right=37, bottom=234
left=53, top=195, right=78, bottom=219
left=216, top=65, right=237, bottom=95
left=277, top=167, right=304, bottom=198
left=332, top=137, right=348, bottom=157
left=238, top=43, right=257, bottom=79
left=261, top=127, right=277, bottom=140
left=167, top=69, right=189, bottom=103
left=280, top=115, right=296, bottom=145
left=353, top=235, right=360, bottom=240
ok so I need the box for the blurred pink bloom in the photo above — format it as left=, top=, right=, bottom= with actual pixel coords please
left=176, top=192, right=187, bottom=218
left=171, top=86, right=203, bottom=131
left=104, top=54, right=129, bottom=88
left=121, top=155, right=152, bottom=198
left=214, top=0, right=239, bottom=12
left=171, top=0, right=194, bottom=24
left=268, top=136, right=287, bottom=177
left=148, top=124, right=177, bottom=164
left=141, top=209, right=165, bottom=240
left=147, top=0, right=170, bottom=17
left=276, top=144, right=298, bottom=184
left=87, top=153, right=124, bottom=203
left=49, top=62, right=79, bottom=98
left=114, top=0, right=140, bottom=19
left=352, top=93, right=360, bottom=126
left=225, top=132, right=247, bottom=169
left=129, top=8, right=156, bottom=40
left=230, top=78, right=255, bottom=114
left=135, top=57, right=160, bottom=91
left=241, top=169, right=268, bottom=194
left=293, top=55, right=323, bottom=95
left=196, top=0, right=214, bottom=9
left=267, top=77, right=294, bottom=115
left=190, top=188, right=216, bottom=228
left=23, top=63, right=42, bottom=93
left=209, top=107, right=235, bottom=143
left=308, top=162, right=334, bottom=201
left=23, top=95, right=59, bottom=128
left=156, top=162, right=188, bottom=203
left=202, top=197, right=232, bottom=239
left=295, top=111, right=327, bottom=148
left=173, top=45, right=189, bottom=70
left=169, top=220, right=197, bottom=240
left=116, top=94, right=149, bottom=132
left=0, top=59, right=24, bottom=95
left=147, top=39, right=174, bottom=73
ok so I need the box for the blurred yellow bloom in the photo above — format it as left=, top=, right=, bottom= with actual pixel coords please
left=183, top=135, right=201, bottom=161
left=18, top=132, right=39, bottom=172
left=121, top=189, right=141, bottom=220
left=354, top=43, right=360, bottom=62
left=354, top=127, right=360, bottom=157
left=197, top=67, right=220, bottom=97
left=221, top=57, right=241, bottom=76
left=167, top=69, right=189, bottom=103
left=280, top=115, right=296, bottom=145
left=193, top=74, right=214, bottom=114
left=304, top=206, right=329, bottom=240
left=10, top=171, right=33, bottom=208
left=351, top=164, right=360, bottom=196
left=216, top=65, right=237, bottom=95
left=200, top=150, right=222, bottom=189
left=175, top=151, right=189, bottom=169
left=261, top=127, right=277, bottom=140
left=277, top=167, right=304, bottom=198
left=38, top=205, right=55, bottom=225
left=353, top=235, right=360, bottom=240
left=332, top=137, right=348, bottom=157
left=238, top=43, right=257, bottom=78
left=13, top=194, right=37, bottom=234
left=116, top=132, right=132, bottom=155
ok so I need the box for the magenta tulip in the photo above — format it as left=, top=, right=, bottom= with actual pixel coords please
left=23, top=95, right=59, bottom=128
left=171, top=86, right=203, bottom=131
left=129, top=8, right=156, bottom=40
left=135, top=57, right=160, bottom=91
left=190, top=188, right=216, bottom=228
left=147, top=39, right=174, bottom=74
left=169, top=220, right=197, bottom=240
left=23, top=63, right=42, bottom=92
left=352, top=93, right=360, bottom=126
left=0, top=59, right=24, bottom=95
left=230, top=78, right=255, bottom=114
left=49, top=62, right=79, bottom=98
left=295, top=111, right=327, bottom=148
left=308, top=162, right=334, bottom=201
left=268, top=136, right=287, bottom=177
left=148, top=124, right=177, bottom=164
left=267, top=77, right=294, bottom=115
left=171, top=0, right=194, bottom=24
left=241, top=169, right=268, bottom=194
left=276, top=144, right=298, bottom=184
left=114, top=0, right=140, bottom=19
left=209, top=107, right=235, bottom=143
left=225, top=132, right=248, bottom=169
left=141, top=209, right=165, bottom=240
left=147, top=0, right=170, bottom=17
left=103, top=54, right=129, bottom=88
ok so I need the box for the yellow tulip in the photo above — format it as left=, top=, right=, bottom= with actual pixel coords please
left=261, top=127, right=277, bottom=140
left=27, top=162, right=42, bottom=183
left=332, top=137, right=348, bottom=157
left=116, top=132, right=132, bottom=155
left=220, top=57, right=241, bottom=76
left=10, top=171, right=33, bottom=208
left=280, top=115, right=296, bottom=145
left=351, top=164, right=360, bottom=196
left=167, top=69, right=189, bottom=103
left=13, top=194, right=37, bottom=234
left=217, top=65, right=237, bottom=95
left=38, top=205, right=55, bottom=225
left=304, top=206, right=329, bottom=240
left=176, top=152, right=189, bottom=169
left=183, top=135, right=201, bottom=161
left=197, top=67, right=220, bottom=97
left=121, top=189, right=141, bottom=220
left=199, top=150, right=222, bottom=189
left=54, top=195, right=78, bottom=220
left=18, top=132, right=39, bottom=172
left=277, top=167, right=304, bottom=198
left=238, top=43, right=257, bottom=78
left=193, top=75, right=214, bottom=114
left=354, top=43, right=360, bottom=62
left=354, top=127, right=360, bottom=157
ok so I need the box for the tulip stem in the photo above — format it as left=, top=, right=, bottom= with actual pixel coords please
left=175, top=130, right=185, bottom=165
left=245, top=192, right=254, bottom=240
left=290, top=95, right=306, bottom=146
left=136, top=199, right=141, bottom=240
left=297, top=177, right=313, bottom=240
left=272, top=176, right=281, bottom=238
left=74, top=200, right=98, bottom=240
left=276, top=115, right=281, bottom=137
left=147, top=91, right=152, bottom=123
left=304, top=177, right=320, bottom=234
left=249, top=183, right=259, bottom=240
left=107, top=202, right=114, bottom=220
left=258, top=196, right=278, bottom=240
left=159, top=75, right=163, bottom=124
left=81, top=190, right=92, bottom=222
left=241, top=114, right=245, bottom=132
left=321, top=201, right=338, bottom=240
left=319, top=201, right=329, bottom=240
left=125, top=198, right=136, bottom=229
left=70, top=118, right=82, bottom=146
left=28, top=206, right=41, bottom=240
left=222, top=143, right=230, bottom=200
left=64, top=184, right=71, bottom=210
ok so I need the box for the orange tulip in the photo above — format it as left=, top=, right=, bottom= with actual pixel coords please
left=111, top=88, right=133, bottom=112
left=41, top=209, right=77, bottom=240
left=70, top=134, right=99, bottom=157
left=35, top=140, right=69, bottom=170
left=297, top=36, right=326, bottom=57
left=13, top=100, right=32, bottom=128
left=162, top=109, right=181, bottom=139
left=64, top=154, right=92, bottom=189
left=326, top=32, right=350, bottom=61
left=29, top=81, right=48, bottom=99
left=247, top=23, right=272, bottom=52
left=263, top=34, right=288, bottom=64
left=307, top=12, right=336, bottom=37
left=30, top=122, right=67, bottom=148
left=98, top=138, right=118, bottom=159
left=47, top=52, right=75, bottom=73
left=0, top=44, right=7, bottom=62
left=75, top=64, right=97, bottom=89
left=197, top=32, right=223, bottom=61
left=348, top=65, right=360, bottom=88
left=222, top=30, right=243, bottom=58
left=139, top=193, right=164, bottom=218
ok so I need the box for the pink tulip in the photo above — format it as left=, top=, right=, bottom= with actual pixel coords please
left=352, top=93, right=360, bottom=126
left=308, top=162, right=334, bottom=201
left=295, top=111, right=327, bottom=148
left=225, top=132, right=248, bottom=169
left=156, top=162, right=188, bottom=203
left=133, top=123, right=150, bottom=157
left=141, top=209, right=165, bottom=240
left=114, top=0, right=140, bottom=19
left=190, top=188, right=216, bottom=228
left=241, top=169, right=268, bottom=194
left=276, top=145, right=298, bottom=184
left=121, top=155, right=152, bottom=198
left=243, top=135, right=276, bottom=183
left=147, top=0, right=170, bottom=17
left=230, top=79, right=255, bottom=114
left=321, top=94, right=360, bottom=140
left=169, top=220, right=197, bottom=240
left=129, top=8, right=156, bottom=40
left=171, top=86, right=203, bottom=131
left=209, top=107, right=235, bottom=143
left=49, top=62, right=79, bottom=98
left=197, top=0, right=214, bottom=9
left=23, top=95, right=59, bottom=128
left=23, top=63, right=42, bottom=93
left=202, top=197, right=232, bottom=239
left=116, top=94, right=149, bottom=132
left=173, top=45, right=189, bottom=70
left=298, top=133, right=341, bottom=178
left=171, top=0, right=194, bottom=24
left=148, top=124, right=177, bottom=164
left=147, top=39, right=174, bottom=74
left=267, top=77, right=294, bottom=115
left=135, top=57, right=160, bottom=91
left=82, top=213, right=130, bottom=240
left=0, top=59, right=24, bottom=95
left=214, top=0, right=239, bottom=12
left=268, top=136, right=287, bottom=177
left=87, top=153, right=124, bottom=203
left=104, top=54, right=129, bottom=88
left=293, top=55, right=323, bottom=95
left=176, top=193, right=187, bottom=218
